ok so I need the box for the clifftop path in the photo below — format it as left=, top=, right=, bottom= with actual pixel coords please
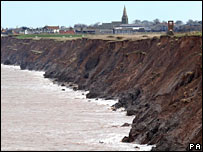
left=1, top=35, right=202, bottom=151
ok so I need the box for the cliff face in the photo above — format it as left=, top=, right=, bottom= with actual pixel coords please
left=1, top=36, right=202, bottom=151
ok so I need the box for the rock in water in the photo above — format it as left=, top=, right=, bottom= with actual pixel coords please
left=121, top=123, right=131, bottom=127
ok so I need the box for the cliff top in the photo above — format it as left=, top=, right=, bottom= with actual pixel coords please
left=4, top=31, right=202, bottom=42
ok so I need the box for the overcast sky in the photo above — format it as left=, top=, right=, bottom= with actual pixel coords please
left=1, top=1, right=202, bottom=28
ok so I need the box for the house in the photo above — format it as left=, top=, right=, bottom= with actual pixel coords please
left=113, top=24, right=146, bottom=34
left=97, top=29, right=113, bottom=34
left=43, top=26, right=60, bottom=33
left=59, top=27, right=75, bottom=34
left=75, top=27, right=97, bottom=34
left=59, top=30, right=75, bottom=34
left=82, top=28, right=96, bottom=34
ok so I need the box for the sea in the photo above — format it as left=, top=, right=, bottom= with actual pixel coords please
left=1, top=64, right=153, bottom=151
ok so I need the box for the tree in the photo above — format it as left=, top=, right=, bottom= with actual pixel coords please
left=69, top=26, right=73, bottom=30
left=175, top=20, right=183, bottom=26
left=193, top=20, right=201, bottom=25
left=133, top=19, right=142, bottom=25
left=74, top=24, right=87, bottom=28
left=141, top=20, right=152, bottom=26
left=186, top=19, right=194, bottom=25
left=153, top=19, right=160, bottom=25
left=162, top=20, right=167, bottom=23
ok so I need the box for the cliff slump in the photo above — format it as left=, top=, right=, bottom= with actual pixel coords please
left=1, top=36, right=202, bottom=151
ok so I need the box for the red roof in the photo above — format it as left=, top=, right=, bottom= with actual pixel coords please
left=59, top=30, right=75, bottom=34
left=45, top=26, right=59, bottom=29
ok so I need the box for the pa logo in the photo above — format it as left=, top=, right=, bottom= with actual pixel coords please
left=189, top=143, right=202, bottom=151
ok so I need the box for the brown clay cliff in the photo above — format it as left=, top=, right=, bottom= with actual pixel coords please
left=1, top=35, right=202, bottom=151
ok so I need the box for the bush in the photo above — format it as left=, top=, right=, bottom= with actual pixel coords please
left=116, top=36, right=124, bottom=40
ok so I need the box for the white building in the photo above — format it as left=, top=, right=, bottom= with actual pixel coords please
left=113, top=24, right=146, bottom=34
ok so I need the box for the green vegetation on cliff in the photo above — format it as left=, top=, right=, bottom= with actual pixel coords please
left=16, top=34, right=83, bottom=39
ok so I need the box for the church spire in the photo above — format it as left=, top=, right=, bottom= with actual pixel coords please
left=123, top=5, right=127, bottom=16
left=122, top=5, right=128, bottom=24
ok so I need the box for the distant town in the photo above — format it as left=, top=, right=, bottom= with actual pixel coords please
left=1, top=6, right=202, bottom=36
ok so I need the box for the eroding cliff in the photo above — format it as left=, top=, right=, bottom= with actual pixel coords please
left=1, top=35, right=202, bottom=151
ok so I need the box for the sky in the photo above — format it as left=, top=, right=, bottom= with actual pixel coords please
left=1, top=1, right=202, bottom=28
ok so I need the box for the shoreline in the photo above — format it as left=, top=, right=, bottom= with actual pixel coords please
left=0, top=64, right=127, bottom=113
left=1, top=64, right=154, bottom=151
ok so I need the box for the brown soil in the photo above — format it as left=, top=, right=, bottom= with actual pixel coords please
left=1, top=35, right=202, bottom=151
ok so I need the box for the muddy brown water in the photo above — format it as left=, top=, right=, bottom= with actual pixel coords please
left=1, top=64, right=153, bottom=151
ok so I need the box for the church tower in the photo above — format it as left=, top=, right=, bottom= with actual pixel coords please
left=121, top=6, right=128, bottom=24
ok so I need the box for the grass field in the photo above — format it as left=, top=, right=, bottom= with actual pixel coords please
left=15, top=32, right=164, bottom=41
left=16, top=34, right=83, bottom=39
left=174, top=31, right=202, bottom=37
left=14, top=31, right=202, bottom=41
